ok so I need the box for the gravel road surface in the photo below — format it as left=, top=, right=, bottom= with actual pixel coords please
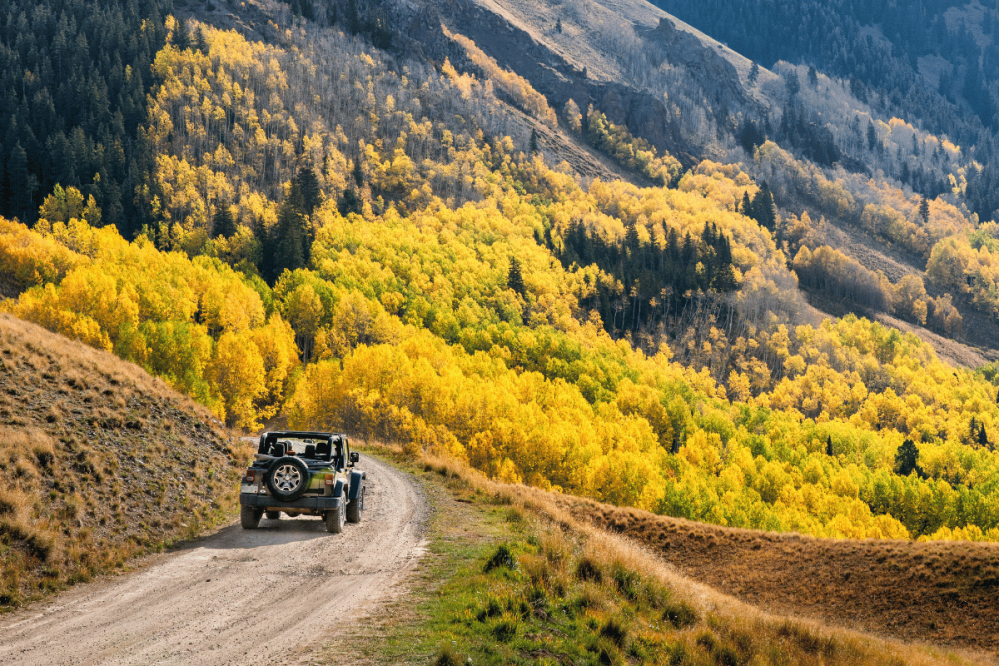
left=0, top=454, right=427, bottom=665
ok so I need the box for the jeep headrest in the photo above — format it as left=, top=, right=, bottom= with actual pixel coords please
left=315, top=441, right=331, bottom=461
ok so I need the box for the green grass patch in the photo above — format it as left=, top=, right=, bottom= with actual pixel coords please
left=319, top=451, right=713, bottom=666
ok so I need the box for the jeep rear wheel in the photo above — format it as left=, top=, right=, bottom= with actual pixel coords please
left=265, top=456, right=310, bottom=501
left=346, top=484, right=365, bottom=523
left=325, top=501, right=345, bottom=534
left=240, top=506, right=262, bottom=529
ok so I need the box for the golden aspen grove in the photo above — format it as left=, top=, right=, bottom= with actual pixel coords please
left=4, top=15, right=999, bottom=550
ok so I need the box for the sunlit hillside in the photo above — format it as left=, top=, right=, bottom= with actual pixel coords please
left=1, top=0, right=998, bottom=556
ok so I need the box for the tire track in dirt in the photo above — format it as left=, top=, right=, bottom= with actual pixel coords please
left=0, top=454, right=427, bottom=666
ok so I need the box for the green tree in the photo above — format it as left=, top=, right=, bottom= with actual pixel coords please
left=751, top=182, right=776, bottom=231
left=339, top=188, right=361, bottom=217
left=296, top=165, right=322, bottom=216
left=894, top=439, right=921, bottom=477
left=174, top=19, right=191, bottom=50
left=212, top=203, right=237, bottom=239
left=507, top=256, right=526, bottom=296
left=274, top=190, right=309, bottom=277
left=193, top=25, right=208, bottom=53
left=352, top=158, right=364, bottom=188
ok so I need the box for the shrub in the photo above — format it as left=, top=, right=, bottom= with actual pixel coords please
left=483, top=544, right=517, bottom=572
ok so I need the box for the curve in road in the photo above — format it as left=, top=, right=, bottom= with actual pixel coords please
left=0, top=453, right=427, bottom=666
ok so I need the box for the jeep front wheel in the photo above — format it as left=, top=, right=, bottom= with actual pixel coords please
left=265, top=511, right=281, bottom=520
left=325, top=501, right=345, bottom=534
left=240, top=506, right=262, bottom=529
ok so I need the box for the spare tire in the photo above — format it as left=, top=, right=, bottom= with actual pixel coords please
left=265, top=456, right=310, bottom=501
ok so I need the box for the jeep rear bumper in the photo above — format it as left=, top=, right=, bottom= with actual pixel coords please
left=239, top=493, right=343, bottom=512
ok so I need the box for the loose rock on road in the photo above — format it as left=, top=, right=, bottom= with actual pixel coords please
left=0, top=454, right=428, bottom=665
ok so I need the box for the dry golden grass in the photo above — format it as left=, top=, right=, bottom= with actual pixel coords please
left=403, top=447, right=998, bottom=665
left=0, top=313, right=250, bottom=609
left=541, top=493, right=999, bottom=655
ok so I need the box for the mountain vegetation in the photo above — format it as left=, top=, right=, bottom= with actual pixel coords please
left=0, top=0, right=170, bottom=234
left=1, top=6, right=997, bottom=555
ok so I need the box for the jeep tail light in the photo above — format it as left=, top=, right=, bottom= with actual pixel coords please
left=245, top=470, right=256, bottom=484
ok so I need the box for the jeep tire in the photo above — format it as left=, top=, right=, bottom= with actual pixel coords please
left=265, top=456, right=310, bottom=501
left=346, top=484, right=365, bottom=523
left=240, top=506, right=262, bottom=529
left=265, top=510, right=281, bottom=520
left=325, top=501, right=345, bottom=534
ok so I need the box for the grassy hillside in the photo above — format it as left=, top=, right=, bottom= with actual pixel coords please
left=550, top=491, right=999, bottom=653
left=324, top=446, right=994, bottom=665
left=0, top=314, right=252, bottom=609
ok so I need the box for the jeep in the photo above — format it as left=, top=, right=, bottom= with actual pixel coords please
left=239, top=431, right=366, bottom=533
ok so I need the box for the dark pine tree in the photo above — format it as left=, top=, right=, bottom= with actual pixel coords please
left=346, top=0, right=361, bottom=35
left=867, top=121, right=879, bottom=151
left=739, top=118, right=766, bottom=155
left=352, top=158, right=364, bottom=188
left=826, top=436, right=833, bottom=456
left=751, top=182, right=776, bottom=231
left=274, top=201, right=308, bottom=277
left=339, top=188, right=361, bottom=216
left=5, top=142, right=34, bottom=218
left=193, top=26, right=208, bottom=53
left=301, top=0, right=316, bottom=21
left=895, top=439, right=921, bottom=476
left=174, top=19, right=191, bottom=51
left=212, top=203, right=237, bottom=239
left=508, top=256, right=526, bottom=296
left=296, top=165, right=322, bottom=216
left=919, top=195, right=930, bottom=224
left=783, top=68, right=800, bottom=97
left=254, top=215, right=277, bottom=283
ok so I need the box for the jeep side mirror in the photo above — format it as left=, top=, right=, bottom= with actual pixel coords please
left=349, top=452, right=360, bottom=464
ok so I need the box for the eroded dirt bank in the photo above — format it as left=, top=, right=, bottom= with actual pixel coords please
left=0, top=454, right=427, bottom=666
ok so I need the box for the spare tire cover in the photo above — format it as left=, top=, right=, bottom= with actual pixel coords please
left=265, top=456, right=310, bottom=500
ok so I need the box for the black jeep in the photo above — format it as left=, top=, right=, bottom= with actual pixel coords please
left=239, top=431, right=366, bottom=533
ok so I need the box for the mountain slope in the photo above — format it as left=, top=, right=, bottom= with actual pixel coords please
left=400, top=0, right=999, bottom=364
left=551, top=490, right=999, bottom=653
left=0, top=313, right=247, bottom=609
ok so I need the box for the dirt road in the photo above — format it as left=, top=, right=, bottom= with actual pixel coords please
left=0, top=454, right=427, bottom=666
